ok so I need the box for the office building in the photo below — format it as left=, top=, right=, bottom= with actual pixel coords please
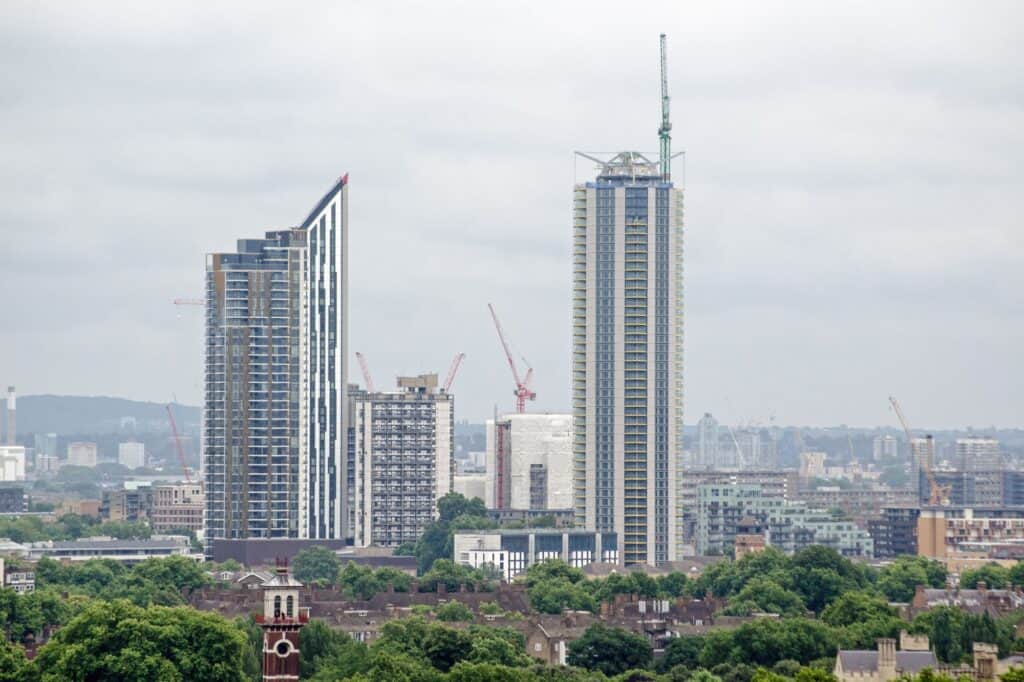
left=204, top=176, right=348, bottom=555
left=454, top=529, right=618, bottom=581
left=696, top=413, right=719, bottom=468
left=118, top=442, right=146, bottom=469
left=67, top=442, right=98, bottom=468
left=918, top=507, right=1024, bottom=560
left=152, top=482, right=205, bottom=533
left=0, top=447, right=25, bottom=482
left=908, top=437, right=934, bottom=494
left=348, top=374, right=454, bottom=548
left=873, top=435, right=899, bottom=461
left=486, top=413, right=573, bottom=511
left=956, top=438, right=1001, bottom=471
left=571, top=150, right=684, bottom=566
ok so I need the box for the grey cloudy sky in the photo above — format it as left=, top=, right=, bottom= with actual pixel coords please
left=1, top=1, right=1021, bottom=428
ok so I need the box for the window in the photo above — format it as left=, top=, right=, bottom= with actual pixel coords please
left=273, top=595, right=281, bottom=618
left=286, top=595, right=294, bottom=617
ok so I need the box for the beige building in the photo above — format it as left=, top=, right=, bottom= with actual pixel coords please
left=152, top=482, right=204, bottom=533
left=918, top=507, right=1024, bottom=559
left=486, top=413, right=573, bottom=512
left=67, top=442, right=98, bottom=468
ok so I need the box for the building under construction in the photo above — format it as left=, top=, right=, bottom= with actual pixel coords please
left=572, top=35, right=685, bottom=565
left=347, top=374, right=454, bottom=548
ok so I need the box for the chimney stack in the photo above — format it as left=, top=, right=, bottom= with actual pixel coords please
left=5, top=387, right=14, bottom=446
left=877, top=638, right=896, bottom=678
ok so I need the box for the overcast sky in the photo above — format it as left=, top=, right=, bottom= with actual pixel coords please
left=1, top=1, right=1021, bottom=429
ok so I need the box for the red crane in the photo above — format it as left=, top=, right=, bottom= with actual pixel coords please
left=355, top=352, right=375, bottom=392
left=487, top=303, right=535, bottom=413
left=165, top=404, right=192, bottom=483
left=443, top=353, right=466, bottom=393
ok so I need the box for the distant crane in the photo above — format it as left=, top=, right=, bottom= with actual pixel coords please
left=487, top=303, right=535, bottom=414
left=888, top=395, right=949, bottom=506
left=165, top=404, right=192, bottom=483
left=658, top=33, right=672, bottom=181
left=355, top=352, right=375, bottom=392
left=443, top=353, right=466, bottom=393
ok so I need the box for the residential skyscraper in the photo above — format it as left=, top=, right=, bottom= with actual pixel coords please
left=203, top=176, right=348, bottom=556
left=347, top=374, right=453, bottom=548
left=571, top=151, right=684, bottom=566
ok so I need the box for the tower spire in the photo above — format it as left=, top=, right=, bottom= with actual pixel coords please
left=658, top=33, right=672, bottom=181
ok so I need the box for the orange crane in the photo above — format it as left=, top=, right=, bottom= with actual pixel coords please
left=443, top=353, right=466, bottom=393
left=165, top=404, right=192, bottom=483
left=487, top=303, right=535, bottom=413
left=888, top=395, right=949, bottom=505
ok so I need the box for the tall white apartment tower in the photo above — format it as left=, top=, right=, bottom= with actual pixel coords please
left=571, top=151, right=684, bottom=565
left=203, top=176, right=348, bottom=557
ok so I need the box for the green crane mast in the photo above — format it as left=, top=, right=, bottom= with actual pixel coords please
left=658, top=33, right=672, bottom=181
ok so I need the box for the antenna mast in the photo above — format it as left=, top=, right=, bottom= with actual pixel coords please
left=658, top=33, right=671, bottom=181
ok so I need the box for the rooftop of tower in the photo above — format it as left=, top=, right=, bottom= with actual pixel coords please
left=575, top=151, right=673, bottom=187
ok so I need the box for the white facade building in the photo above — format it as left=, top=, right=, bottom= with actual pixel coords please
left=0, top=446, right=26, bottom=481
left=67, top=442, right=98, bottom=468
left=118, top=442, right=146, bottom=469
left=486, top=413, right=573, bottom=512
left=348, top=374, right=454, bottom=548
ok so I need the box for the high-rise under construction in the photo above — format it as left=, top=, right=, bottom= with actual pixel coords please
left=572, top=35, right=684, bottom=566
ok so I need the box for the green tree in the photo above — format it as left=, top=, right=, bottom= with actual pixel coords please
left=422, top=625, right=474, bottom=672
left=722, top=577, right=806, bottom=617
left=31, top=599, right=250, bottom=681
left=0, top=639, right=35, bottom=682
left=524, top=559, right=587, bottom=587
left=130, top=555, right=209, bottom=593
left=300, top=619, right=369, bottom=679
left=566, top=624, right=653, bottom=676
left=960, top=564, right=1011, bottom=589
left=292, top=546, right=342, bottom=585
left=435, top=601, right=474, bottom=622
left=529, top=579, right=597, bottom=614
left=877, top=556, right=946, bottom=603
left=821, top=591, right=896, bottom=628
left=659, top=636, right=705, bottom=672
left=437, top=493, right=487, bottom=523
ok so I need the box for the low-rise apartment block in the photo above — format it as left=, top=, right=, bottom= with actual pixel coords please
left=454, top=529, right=618, bottom=580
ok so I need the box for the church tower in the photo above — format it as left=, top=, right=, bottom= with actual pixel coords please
left=257, top=559, right=308, bottom=681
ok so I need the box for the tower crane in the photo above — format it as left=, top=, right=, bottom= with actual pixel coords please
left=165, top=404, right=192, bottom=483
left=355, top=352, right=375, bottom=393
left=888, top=395, right=949, bottom=506
left=487, top=303, right=535, bottom=414
left=443, top=353, right=466, bottom=393
left=658, top=33, right=672, bottom=181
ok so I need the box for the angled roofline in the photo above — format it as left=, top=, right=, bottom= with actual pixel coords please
left=300, top=173, right=348, bottom=229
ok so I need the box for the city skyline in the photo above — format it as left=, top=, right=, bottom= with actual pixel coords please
left=1, top=2, right=1021, bottom=429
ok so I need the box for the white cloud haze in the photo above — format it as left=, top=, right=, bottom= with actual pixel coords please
left=0, top=1, right=1021, bottom=428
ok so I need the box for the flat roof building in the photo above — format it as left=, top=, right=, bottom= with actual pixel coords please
left=348, top=375, right=454, bottom=548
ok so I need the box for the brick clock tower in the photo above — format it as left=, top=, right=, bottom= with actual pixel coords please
left=257, top=560, right=308, bottom=681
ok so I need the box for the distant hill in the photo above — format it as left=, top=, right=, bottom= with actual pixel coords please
left=15, top=395, right=200, bottom=436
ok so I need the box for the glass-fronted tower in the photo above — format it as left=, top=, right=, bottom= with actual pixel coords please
left=203, top=176, right=348, bottom=556
left=572, top=152, right=684, bottom=565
